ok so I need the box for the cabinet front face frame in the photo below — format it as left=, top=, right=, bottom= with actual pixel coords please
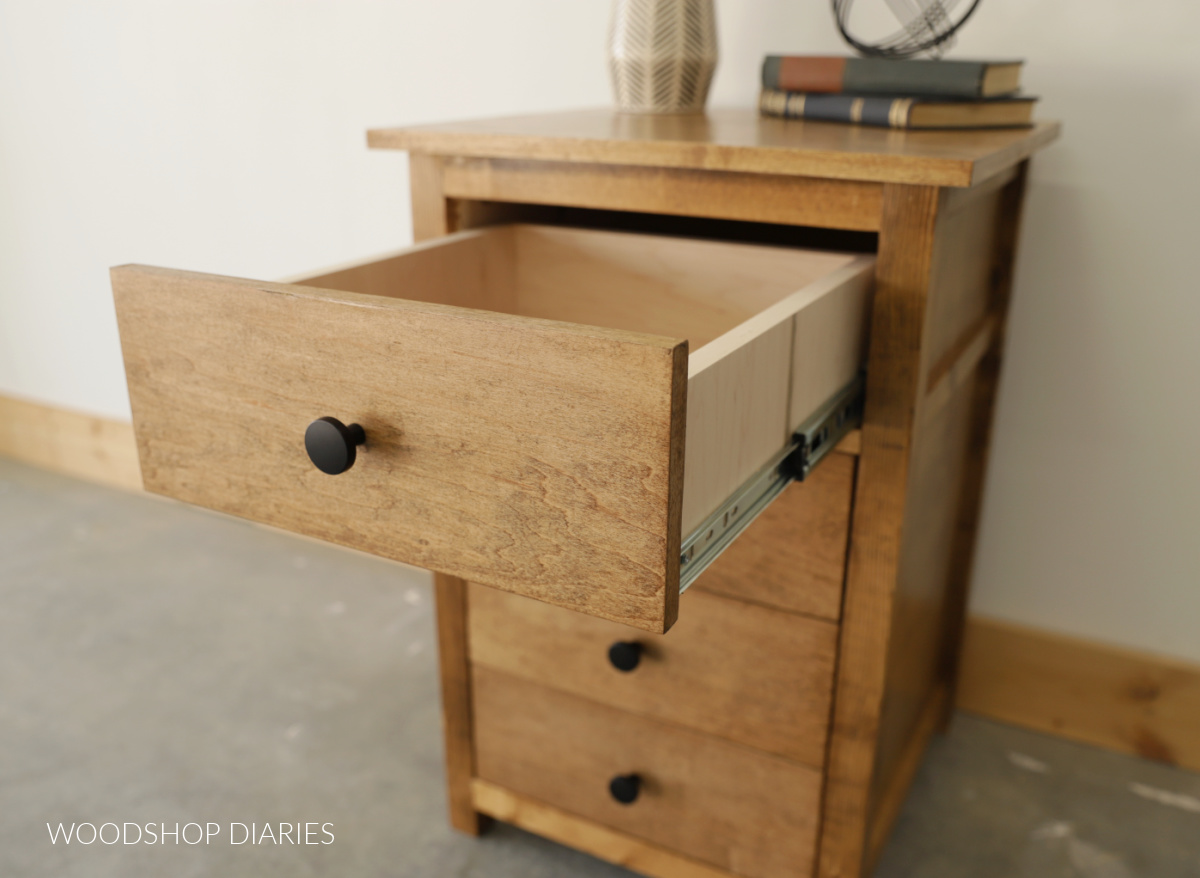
left=113, top=223, right=872, bottom=632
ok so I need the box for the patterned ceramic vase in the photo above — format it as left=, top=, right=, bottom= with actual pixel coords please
left=608, top=0, right=718, bottom=114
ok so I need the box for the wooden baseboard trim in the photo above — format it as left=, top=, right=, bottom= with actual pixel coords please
left=958, top=616, right=1200, bottom=772
left=471, top=779, right=735, bottom=878
left=0, top=393, right=141, bottom=491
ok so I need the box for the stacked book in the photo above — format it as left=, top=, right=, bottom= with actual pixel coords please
left=759, top=56, right=1035, bottom=129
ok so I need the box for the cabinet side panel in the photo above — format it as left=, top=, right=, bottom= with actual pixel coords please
left=868, top=168, right=1029, bottom=835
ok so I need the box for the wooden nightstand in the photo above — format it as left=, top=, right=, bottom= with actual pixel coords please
left=111, top=108, right=1059, bottom=878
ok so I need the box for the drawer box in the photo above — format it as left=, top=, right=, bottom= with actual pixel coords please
left=112, top=224, right=872, bottom=632
left=472, top=666, right=822, bottom=878
left=468, top=581, right=837, bottom=766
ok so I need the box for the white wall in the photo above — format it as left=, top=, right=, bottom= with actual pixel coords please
left=2, top=1, right=1197, bottom=661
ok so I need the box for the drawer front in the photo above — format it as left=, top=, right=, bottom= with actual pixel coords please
left=690, top=451, right=856, bottom=621
left=112, top=255, right=686, bottom=632
left=468, top=583, right=837, bottom=766
left=472, top=667, right=821, bottom=878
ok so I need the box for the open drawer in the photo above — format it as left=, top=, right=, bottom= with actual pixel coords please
left=112, top=225, right=872, bottom=632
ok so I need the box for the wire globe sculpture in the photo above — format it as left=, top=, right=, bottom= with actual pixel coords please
left=833, top=0, right=984, bottom=59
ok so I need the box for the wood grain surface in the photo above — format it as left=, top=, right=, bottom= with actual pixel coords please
left=0, top=394, right=141, bottom=491
left=472, top=666, right=822, bottom=878
left=288, top=224, right=869, bottom=537
left=473, top=780, right=737, bottom=878
left=960, top=617, right=1200, bottom=773
left=817, top=184, right=944, bottom=878
left=112, top=262, right=686, bottom=632
left=468, top=583, right=838, bottom=766
left=369, top=108, right=1060, bottom=187
left=116, top=222, right=872, bottom=625
left=440, top=156, right=885, bottom=231
left=433, top=573, right=487, bottom=834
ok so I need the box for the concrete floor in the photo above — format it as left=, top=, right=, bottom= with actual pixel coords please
left=2, top=457, right=1198, bottom=878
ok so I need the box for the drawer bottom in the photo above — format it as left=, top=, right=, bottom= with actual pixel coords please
left=472, top=666, right=822, bottom=878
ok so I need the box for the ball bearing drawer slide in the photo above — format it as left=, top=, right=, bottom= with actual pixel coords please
left=678, top=374, right=864, bottom=594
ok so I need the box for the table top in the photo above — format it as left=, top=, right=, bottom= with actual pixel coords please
left=368, top=107, right=1060, bottom=188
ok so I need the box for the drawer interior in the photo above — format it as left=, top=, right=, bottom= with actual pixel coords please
left=291, top=224, right=857, bottom=352
left=292, top=224, right=874, bottom=536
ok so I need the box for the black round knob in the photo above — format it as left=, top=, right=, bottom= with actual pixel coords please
left=608, top=641, right=642, bottom=672
left=609, top=773, right=641, bottom=805
left=305, top=417, right=366, bottom=475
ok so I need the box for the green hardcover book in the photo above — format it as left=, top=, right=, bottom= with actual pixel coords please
left=762, top=56, right=1023, bottom=99
left=759, top=89, right=1036, bottom=130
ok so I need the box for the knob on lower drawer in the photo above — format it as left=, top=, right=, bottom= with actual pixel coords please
left=607, top=641, right=642, bottom=672
left=305, top=417, right=366, bottom=475
left=609, top=773, right=641, bottom=805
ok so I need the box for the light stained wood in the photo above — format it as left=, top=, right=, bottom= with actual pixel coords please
left=514, top=224, right=859, bottom=349
left=818, top=183, right=943, bottom=878
left=940, top=163, right=1019, bottom=216
left=472, top=780, right=737, bottom=878
left=440, top=156, right=884, bottom=231
left=819, top=169, right=1030, bottom=877
left=409, top=152, right=450, bottom=239
left=690, top=451, right=856, bottom=621
left=921, top=185, right=1003, bottom=381
left=789, top=265, right=874, bottom=431
left=937, top=164, right=1029, bottom=727
left=472, top=666, right=822, bottom=878
left=865, top=684, right=948, bottom=873
left=433, top=574, right=487, bottom=834
left=468, top=583, right=838, bottom=766
left=959, top=617, right=1200, bottom=772
left=684, top=319, right=792, bottom=536
left=0, top=394, right=141, bottom=491
left=924, top=311, right=998, bottom=403
left=369, top=108, right=1061, bottom=187
left=112, top=259, right=686, bottom=632
left=835, top=429, right=862, bottom=456
left=285, top=227, right=517, bottom=313
left=867, top=362, right=977, bottom=808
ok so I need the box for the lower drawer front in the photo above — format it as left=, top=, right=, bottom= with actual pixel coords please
left=472, top=667, right=821, bottom=878
left=468, top=583, right=837, bottom=766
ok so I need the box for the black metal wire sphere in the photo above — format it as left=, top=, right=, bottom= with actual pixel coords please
left=833, top=0, right=984, bottom=59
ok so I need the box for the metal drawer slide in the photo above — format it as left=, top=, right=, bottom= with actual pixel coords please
left=678, top=374, right=864, bottom=594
